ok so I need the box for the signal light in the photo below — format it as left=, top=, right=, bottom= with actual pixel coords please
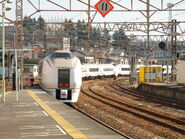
left=159, top=41, right=166, bottom=50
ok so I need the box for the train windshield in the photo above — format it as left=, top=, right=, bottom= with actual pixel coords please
left=50, top=52, right=75, bottom=59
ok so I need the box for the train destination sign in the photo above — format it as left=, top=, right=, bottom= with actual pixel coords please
left=95, top=0, right=114, bottom=17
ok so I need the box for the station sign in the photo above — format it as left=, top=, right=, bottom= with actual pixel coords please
left=95, top=0, right=114, bottom=17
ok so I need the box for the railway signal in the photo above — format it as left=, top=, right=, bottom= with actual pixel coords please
left=95, top=0, right=114, bottom=17
left=159, top=42, right=166, bottom=50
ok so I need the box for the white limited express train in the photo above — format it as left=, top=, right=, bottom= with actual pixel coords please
left=40, top=50, right=171, bottom=103
left=40, top=50, right=82, bottom=103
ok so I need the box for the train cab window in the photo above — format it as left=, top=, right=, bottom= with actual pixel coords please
left=89, top=68, right=99, bottom=72
left=103, top=68, right=113, bottom=71
left=50, top=52, right=75, bottom=59
left=24, top=68, right=33, bottom=73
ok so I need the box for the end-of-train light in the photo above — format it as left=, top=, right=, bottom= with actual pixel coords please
left=59, top=83, right=63, bottom=86
left=65, top=83, right=69, bottom=87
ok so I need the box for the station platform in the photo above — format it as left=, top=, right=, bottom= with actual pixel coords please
left=0, top=87, right=125, bottom=139
left=137, top=82, right=185, bottom=102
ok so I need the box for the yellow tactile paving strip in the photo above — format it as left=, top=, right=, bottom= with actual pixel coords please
left=28, top=90, right=88, bottom=139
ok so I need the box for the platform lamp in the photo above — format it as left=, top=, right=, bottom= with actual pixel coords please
left=1, top=0, right=13, bottom=103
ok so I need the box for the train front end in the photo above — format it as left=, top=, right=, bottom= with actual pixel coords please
left=56, top=65, right=82, bottom=103
left=41, top=50, right=82, bottom=103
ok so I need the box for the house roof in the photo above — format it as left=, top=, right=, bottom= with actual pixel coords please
left=107, top=48, right=126, bottom=57
left=72, top=51, right=94, bottom=58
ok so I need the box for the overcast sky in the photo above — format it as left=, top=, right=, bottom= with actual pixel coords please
left=1, top=0, right=185, bottom=23
left=0, top=0, right=185, bottom=38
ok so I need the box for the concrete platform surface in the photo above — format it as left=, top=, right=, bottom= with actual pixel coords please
left=138, top=82, right=185, bottom=102
left=0, top=88, right=126, bottom=139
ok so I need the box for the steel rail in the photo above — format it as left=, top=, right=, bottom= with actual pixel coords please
left=81, top=83, right=185, bottom=135
left=111, top=79, right=185, bottom=110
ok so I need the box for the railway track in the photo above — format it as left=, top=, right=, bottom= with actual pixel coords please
left=80, top=80, right=185, bottom=136
left=111, top=78, right=185, bottom=110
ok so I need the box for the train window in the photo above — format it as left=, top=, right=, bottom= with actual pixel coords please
left=162, top=68, right=166, bottom=71
left=121, top=68, right=130, bottom=71
left=82, top=68, right=87, bottom=72
left=24, top=68, right=30, bottom=73
left=103, top=68, right=113, bottom=71
left=33, top=68, right=37, bottom=72
left=89, top=68, right=99, bottom=72
left=152, top=68, right=156, bottom=73
left=24, top=68, right=33, bottom=73
left=50, top=52, right=75, bottom=59
left=39, top=64, right=42, bottom=74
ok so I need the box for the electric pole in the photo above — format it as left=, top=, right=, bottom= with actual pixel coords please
left=15, top=0, right=23, bottom=89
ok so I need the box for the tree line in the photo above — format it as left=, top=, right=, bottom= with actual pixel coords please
left=22, top=16, right=130, bottom=50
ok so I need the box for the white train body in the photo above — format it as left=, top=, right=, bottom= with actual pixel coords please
left=81, top=64, right=130, bottom=80
left=81, top=64, right=171, bottom=80
left=40, top=50, right=82, bottom=103
left=162, top=65, right=172, bottom=74
left=81, top=64, right=115, bottom=78
left=115, top=64, right=130, bottom=76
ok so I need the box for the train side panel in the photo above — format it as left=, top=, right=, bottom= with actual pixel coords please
left=69, top=67, right=82, bottom=102
left=116, top=64, right=131, bottom=76
left=41, top=59, right=58, bottom=88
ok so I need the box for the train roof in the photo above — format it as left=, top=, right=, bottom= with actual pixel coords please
left=49, top=50, right=75, bottom=59
left=46, top=50, right=81, bottom=68
left=54, top=50, right=71, bottom=53
left=51, top=58, right=81, bottom=68
left=81, top=64, right=115, bottom=69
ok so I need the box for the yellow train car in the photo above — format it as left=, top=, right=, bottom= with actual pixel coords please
left=139, top=65, right=162, bottom=83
